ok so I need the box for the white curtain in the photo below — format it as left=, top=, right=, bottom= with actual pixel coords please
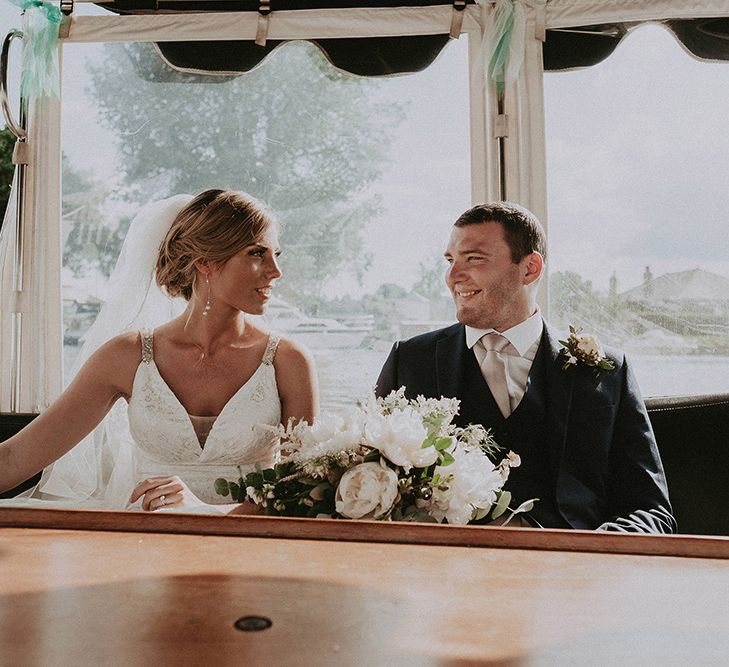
left=0, top=96, right=62, bottom=413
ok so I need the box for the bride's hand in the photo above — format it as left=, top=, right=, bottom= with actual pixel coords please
left=129, top=475, right=207, bottom=512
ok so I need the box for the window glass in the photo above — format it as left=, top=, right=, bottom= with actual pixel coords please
left=545, top=25, right=729, bottom=396
left=60, top=37, right=470, bottom=410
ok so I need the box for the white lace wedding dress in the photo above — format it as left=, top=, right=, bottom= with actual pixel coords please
left=127, top=330, right=281, bottom=507
left=5, top=329, right=282, bottom=512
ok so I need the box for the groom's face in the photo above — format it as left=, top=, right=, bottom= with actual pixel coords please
left=444, top=221, right=534, bottom=331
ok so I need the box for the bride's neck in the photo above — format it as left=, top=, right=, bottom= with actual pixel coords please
left=180, top=307, right=248, bottom=358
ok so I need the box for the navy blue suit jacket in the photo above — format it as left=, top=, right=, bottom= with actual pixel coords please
left=375, top=321, right=676, bottom=533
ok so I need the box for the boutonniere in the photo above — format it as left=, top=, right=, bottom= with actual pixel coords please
left=559, top=325, right=615, bottom=371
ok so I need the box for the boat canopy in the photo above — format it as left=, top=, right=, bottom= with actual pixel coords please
left=2, top=0, right=729, bottom=412
left=91, top=0, right=729, bottom=77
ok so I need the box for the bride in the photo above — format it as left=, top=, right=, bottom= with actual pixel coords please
left=0, top=189, right=318, bottom=513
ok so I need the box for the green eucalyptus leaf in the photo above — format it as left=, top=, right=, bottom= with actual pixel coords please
left=214, top=478, right=230, bottom=497
left=439, top=451, right=455, bottom=466
left=310, top=482, right=329, bottom=501
left=229, top=482, right=241, bottom=501
left=513, top=497, right=538, bottom=514
left=491, top=491, right=512, bottom=519
left=472, top=506, right=491, bottom=521
left=434, top=437, right=452, bottom=452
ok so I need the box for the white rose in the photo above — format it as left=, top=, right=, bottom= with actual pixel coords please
left=429, top=445, right=505, bottom=525
left=364, top=407, right=437, bottom=472
left=335, top=462, right=399, bottom=519
left=574, top=333, right=603, bottom=358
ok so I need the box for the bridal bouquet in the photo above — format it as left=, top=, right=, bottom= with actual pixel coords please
left=215, top=389, right=534, bottom=525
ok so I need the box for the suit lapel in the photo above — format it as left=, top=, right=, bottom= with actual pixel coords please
left=541, top=324, right=574, bottom=474
left=435, top=325, right=465, bottom=402
left=435, top=324, right=496, bottom=427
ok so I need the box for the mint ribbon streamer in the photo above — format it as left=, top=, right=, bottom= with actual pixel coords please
left=6, top=0, right=63, bottom=99
left=479, top=0, right=526, bottom=97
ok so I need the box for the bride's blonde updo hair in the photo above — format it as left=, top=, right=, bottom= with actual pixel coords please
left=156, top=189, right=277, bottom=300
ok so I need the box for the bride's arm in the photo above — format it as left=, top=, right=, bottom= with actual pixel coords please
left=274, top=338, right=318, bottom=426
left=0, top=334, right=139, bottom=493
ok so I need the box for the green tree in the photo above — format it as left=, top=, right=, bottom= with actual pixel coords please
left=608, top=271, right=618, bottom=300
left=0, top=128, right=15, bottom=220
left=62, top=154, right=128, bottom=278
left=86, top=42, right=404, bottom=313
left=412, top=253, right=453, bottom=320
left=549, top=270, right=600, bottom=328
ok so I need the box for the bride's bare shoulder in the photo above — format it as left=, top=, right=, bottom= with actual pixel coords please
left=99, top=331, right=144, bottom=359
left=272, top=335, right=315, bottom=371
left=82, top=332, right=144, bottom=377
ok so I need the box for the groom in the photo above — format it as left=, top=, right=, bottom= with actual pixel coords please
left=376, top=203, right=675, bottom=533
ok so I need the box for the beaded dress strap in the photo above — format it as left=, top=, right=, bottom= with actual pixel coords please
left=261, top=334, right=280, bottom=366
left=140, top=329, right=154, bottom=364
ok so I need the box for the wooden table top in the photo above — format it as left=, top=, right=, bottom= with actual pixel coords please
left=1, top=510, right=729, bottom=665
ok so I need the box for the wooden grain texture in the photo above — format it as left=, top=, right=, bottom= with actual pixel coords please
left=1, top=526, right=729, bottom=666
left=1, top=506, right=729, bottom=559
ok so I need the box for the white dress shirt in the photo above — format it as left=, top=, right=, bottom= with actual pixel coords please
left=465, top=311, right=543, bottom=414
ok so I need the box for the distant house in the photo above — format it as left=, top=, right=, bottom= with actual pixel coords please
left=621, top=268, right=729, bottom=336
left=621, top=268, right=729, bottom=305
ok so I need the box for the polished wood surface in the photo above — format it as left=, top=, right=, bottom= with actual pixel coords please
left=1, top=515, right=729, bottom=665
left=3, top=507, right=729, bottom=558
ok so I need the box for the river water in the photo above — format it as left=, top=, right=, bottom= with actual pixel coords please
left=313, top=348, right=729, bottom=410
left=64, top=344, right=729, bottom=413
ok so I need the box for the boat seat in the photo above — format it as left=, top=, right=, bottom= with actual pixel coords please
left=646, top=394, right=729, bottom=536
left=0, top=413, right=41, bottom=498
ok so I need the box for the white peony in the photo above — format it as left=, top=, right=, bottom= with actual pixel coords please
left=335, top=462, right=399, bottom=519
left=574, top=333, right=604, bottom=359
left=291, top=411, right=364, bottom=463
left=364, top=407, right=438, bottom=472
left=429, top=445, right=505, bottom=525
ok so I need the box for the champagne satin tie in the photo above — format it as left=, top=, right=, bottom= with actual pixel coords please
left=479, top=333, right=512, bottom=418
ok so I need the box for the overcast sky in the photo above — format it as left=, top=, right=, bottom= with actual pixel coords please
left=2, top=7, right=728, bottom=298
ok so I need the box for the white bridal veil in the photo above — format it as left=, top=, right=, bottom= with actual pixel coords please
left=8, top=195, right=194, bottom=509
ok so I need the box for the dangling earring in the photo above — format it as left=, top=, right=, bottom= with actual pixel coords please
left=202, top=275, right=211, bottom=316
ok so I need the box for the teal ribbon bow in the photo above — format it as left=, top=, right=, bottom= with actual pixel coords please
left=6, top=0, right=63, bottom=99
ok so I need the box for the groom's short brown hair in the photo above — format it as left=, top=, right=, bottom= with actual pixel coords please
left=454, top=202, right=546, bottom=264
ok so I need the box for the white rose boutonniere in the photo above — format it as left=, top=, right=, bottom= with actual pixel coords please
left=559, top=325, right=615, bottom=371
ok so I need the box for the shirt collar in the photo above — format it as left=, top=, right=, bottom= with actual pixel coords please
left=465, top=309, right=543, bottom=357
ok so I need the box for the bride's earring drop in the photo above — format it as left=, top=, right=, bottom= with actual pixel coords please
left=203, top=275, right=211, bottom=316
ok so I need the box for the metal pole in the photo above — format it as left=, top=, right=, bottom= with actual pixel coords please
left=1, top=30, right=28, bottom=413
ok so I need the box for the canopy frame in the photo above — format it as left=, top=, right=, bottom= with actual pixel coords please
left=4, top=0, right=729, bottom=411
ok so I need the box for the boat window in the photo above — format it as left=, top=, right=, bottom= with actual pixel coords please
left=544, top=24, right=729, bottom=397
left=60, top=35, right=471, bottom=411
